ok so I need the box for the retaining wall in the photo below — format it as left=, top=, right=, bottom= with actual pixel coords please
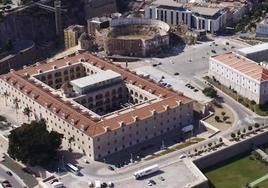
left=193, top=130, right=268, bottom=170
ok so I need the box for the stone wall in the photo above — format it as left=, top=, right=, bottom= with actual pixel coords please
left=194, top=130, right=268, bottom=170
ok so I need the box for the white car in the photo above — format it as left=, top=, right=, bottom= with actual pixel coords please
left=147, top=182, right=153, bottom=186
left=179, top=154, right=186, bottom=159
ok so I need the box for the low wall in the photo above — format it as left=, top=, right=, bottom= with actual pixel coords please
left=194, top=130, right=268, bottom=170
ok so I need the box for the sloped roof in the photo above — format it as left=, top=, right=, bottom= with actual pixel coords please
left=1, top=52, right=193, bottom=137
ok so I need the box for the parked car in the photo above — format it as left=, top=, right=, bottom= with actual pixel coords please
left=6, top=171, right=12, bottom=176
left=108, top=166, right=114, bottom=171
left=159, top=176, right=165, bottom=181
left=149, top=179, right=156, bottom=185
left=179, top=154, right=186, bottom=159
left=211, top=50, right=216, bottom=53
left=102, top=182, right=108, bottom=187
left=108, top=181, right=114, bottom=187
left=174, top=72, right=179, bottom=76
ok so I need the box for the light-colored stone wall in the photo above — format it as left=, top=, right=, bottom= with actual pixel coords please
left=208, top=57, right=262, bottom=103
left=92, top=101, right=193, bottom=159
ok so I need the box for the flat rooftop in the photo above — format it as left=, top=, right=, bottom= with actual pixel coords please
left=151, top=0, right=184, bottom=8
left=237, top=43, right=268, bottom=55
left=191, top=6, right=221, bottom=17
left=212, top=52, right=268, bottom=82
left=70, top=70, right=121, bottom=89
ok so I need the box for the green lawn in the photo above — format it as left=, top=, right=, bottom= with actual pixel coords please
left=204, top=154, right=268, bottom=188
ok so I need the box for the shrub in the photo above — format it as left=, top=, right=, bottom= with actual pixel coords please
left=248, top=126, right=253, bottom=131
left=215, top=116, right=220, bottom=122
left=254, top=123, right=260, bottom=128
left=221, top=111, right=226, bottom=116
left=203, top=87, right=217, bottom=98
left=231, top=133, right=236, bottom=138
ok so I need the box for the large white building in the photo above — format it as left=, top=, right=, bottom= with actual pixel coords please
left=144, top=0, right=226, bottom=33
left=209, top=52, right=268, bottom=104
left=0, top=52, right=194, bottom=161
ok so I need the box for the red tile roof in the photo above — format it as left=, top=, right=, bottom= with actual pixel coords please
left=0, top=52, right=193, bottom=137
left=212, top=52, right=268, bottom=81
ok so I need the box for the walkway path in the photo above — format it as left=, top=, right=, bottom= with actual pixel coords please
left=249, top=173, right=268, bottom=187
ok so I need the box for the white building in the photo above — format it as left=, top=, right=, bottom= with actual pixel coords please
left=237, top=43, right=268, bottom=63
left=209, top=52, right=268, bottom=104
left=256, top=14, right=268, bottom=38
left=144, top=0, right=226, bottom=33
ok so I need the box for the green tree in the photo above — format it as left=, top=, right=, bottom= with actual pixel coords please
left=231, top=133, right=236, bottom=139
left=208, top=143, right=212, bottom=148
left=215, top=116, right=220, bottom=122
left=202, top=87, right=217, bottom=98
left=254, top=123, right=260, bottom=129
left=8, top=120, right=63, bottom=166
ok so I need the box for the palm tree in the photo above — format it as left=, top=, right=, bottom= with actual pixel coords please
left=13, top=97, right=20, bottom=122
left=23, top=107, right=32, bottom=121
left=2, top=91, right=9, bottom=106
left=13, top=98, right=20, bottom=113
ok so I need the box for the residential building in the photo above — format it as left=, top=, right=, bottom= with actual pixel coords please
left=144, top=0, right=226, bottom=33
left=209, top=52, right=268, bottom=104
left=64, top=25, right=86, bottom=49
left=0, top=52, right=194, bottom=160
left=256, top=14, right=268, bottom=38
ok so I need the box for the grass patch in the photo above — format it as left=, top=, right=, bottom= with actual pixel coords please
left=205, top=153, right=268, bottom=188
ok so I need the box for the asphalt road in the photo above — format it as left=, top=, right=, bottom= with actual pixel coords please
left=0, top=165, right=25, bottom=188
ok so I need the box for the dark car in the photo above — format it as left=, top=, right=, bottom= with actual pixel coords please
left=6, top=171, right=12, bottom=176
left=211, top=50, right=216, bottom=53
left=159, top=176, right=165, bottom=181
left=149, top=179, right=156, bottom=185
left=174, top=72, right=179, bottom=76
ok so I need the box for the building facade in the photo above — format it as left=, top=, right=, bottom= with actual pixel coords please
left=256, top=14, right=268, bottom=38
left=144, top=0, right=226, bottom=33
left=209, top=52, right=268, bottom=104
left=64, top=25, right=86, bottom=49
left=0, top=52, right=194, bottom=161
